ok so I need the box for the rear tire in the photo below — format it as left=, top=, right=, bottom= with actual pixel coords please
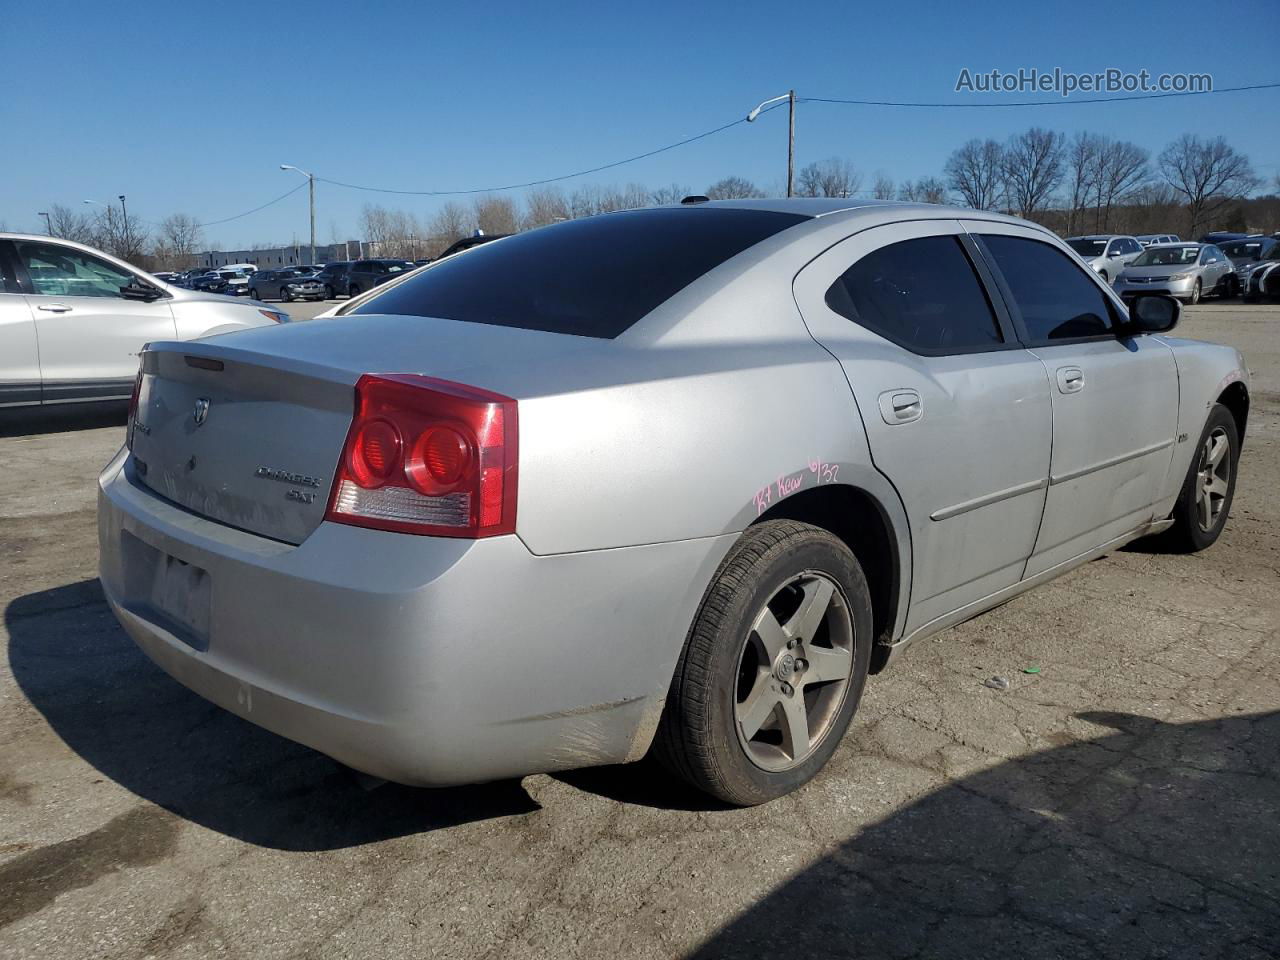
left=654, top=520, right=873, bottom=806
left=1165, top=403, right=1238, bottom=552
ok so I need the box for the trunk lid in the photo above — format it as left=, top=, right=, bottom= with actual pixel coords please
left=130, top=313, right=613, bottom=543
left=131, top=348, right=356, bottom=544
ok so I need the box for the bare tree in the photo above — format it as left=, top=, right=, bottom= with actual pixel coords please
left=897, top=177, right=947, bottom=204
left=427, top=202, right=471, bottom=254
left=944, top=139, right=1004, bottom=210
left=1158, top=134, right=1258, bottom=238
left=47, top=203, right=97, bottom=244
left=872, top=173, right=895, bottom=200
left=472, top=195, right=519, bottom=236
left=705, top=176, right=764, bottom=200
left=1064, top=132, right=1103, bottom=235
left=797, top=158, right=862, bottom=198
left=359, top=204, right=424, bottom=258
left=523, top=187, right=571, bottom=229
left=1090, top=139, right=1149, bottom=232
left=649, top=183, right=691, bottom=205
left=1001, top=127, right=1065, bottom=217
left=152, top=213, right=204, bottom=269
left=89, top=206, right=148, bottom=263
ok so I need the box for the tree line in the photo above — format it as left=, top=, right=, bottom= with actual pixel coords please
left=31, top=130, right=1276, bottom=269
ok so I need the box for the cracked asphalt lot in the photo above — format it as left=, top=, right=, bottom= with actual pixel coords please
left=2, top=304, right=1277, bottom=959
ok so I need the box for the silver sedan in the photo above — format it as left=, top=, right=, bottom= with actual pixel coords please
left=0, top=234, right=288, bottom=408
left=1112, top=242, right=1235, bottom=304
left=99, top=200, right=1249, bottom=805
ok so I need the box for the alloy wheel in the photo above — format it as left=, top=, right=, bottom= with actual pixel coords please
left=1196, top=426, right=1231, bottom=532
left=734, top=571, right=855, bottom=772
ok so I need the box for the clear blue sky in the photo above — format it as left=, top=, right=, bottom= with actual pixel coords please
left=3, top=0, right=1277, bottom=248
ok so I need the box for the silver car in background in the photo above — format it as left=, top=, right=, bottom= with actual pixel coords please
left=98, top=200, right=1249, bottom=806
left=0, top=234, right=288, bottom=407
left=1065, top=234, right=1144, bottom=283
left=1112, top=242, right=1235, bottom=304
left=1135, top=233, right=1181, bottom=247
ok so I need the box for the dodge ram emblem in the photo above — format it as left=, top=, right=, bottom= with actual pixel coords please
left=193, top=398, right=210, bottom=426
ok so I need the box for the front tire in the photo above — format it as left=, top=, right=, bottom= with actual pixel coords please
left=281, top=287, right=293, bottom=303
left=324, top=284, right=335, bottom=299
left=1166, top=403, right=1238, bottom=552
left=654, top=520, right=872, bottom=806
left=249, top=288, right=261, bottom=300
left=347, top=284, right=361, bottom=298
left=1184, top=279, right=1202, bottom=305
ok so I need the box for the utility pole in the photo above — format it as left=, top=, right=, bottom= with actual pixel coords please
left=118, top=195, right=130, bottom=252
left=746, top=92, right=797, bottom=198
left=786, top=91, right=796, bottom=198
left=38, top=211, right=51, bottom=235
left=280, top=165, right=317, bottom=266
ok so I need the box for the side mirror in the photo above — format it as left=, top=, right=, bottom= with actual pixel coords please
left=1124, top=294, right=1180, bottom=335
left=120, top=282, right=163, bottom=302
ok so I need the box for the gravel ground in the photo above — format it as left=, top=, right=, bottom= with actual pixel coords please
left=1, top=303, right=1277, bottom=960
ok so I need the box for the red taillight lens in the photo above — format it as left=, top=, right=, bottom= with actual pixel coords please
left=325, top=374, right=518, bottom=538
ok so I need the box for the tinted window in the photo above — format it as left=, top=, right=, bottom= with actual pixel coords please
left=824, top=235, right=1003, bottom=353
left=353, top=209, right=807, bottom=338
left=15, top=241, right=138, bottom=298
left=980, top=235, right=1115, bottom=342
left=1067, top=238, right=1106, bottom=258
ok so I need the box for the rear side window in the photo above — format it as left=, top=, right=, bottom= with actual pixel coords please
left=979, top=234, right=1115, bottom=342
left=352, top=208, right=807, bottom=338
left=824, top=235, right=1004, bottom=353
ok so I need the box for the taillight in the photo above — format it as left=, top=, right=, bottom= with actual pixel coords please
left=125, top=366, right=144, bottom=450
left=325, top=374, right=518, bottom=537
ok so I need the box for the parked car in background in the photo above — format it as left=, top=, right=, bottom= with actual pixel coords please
left=1135, top=234, right=1180, bottom=247
left=1220, top=236, right=1278, bottom=299
left=1241, top=242, right=1280, bottom=302
left=344, top=258, right=417, bottom=297
left=190, top=272, right=224, bottom=292
left=314, top=261, right=351, bottom=299
left=0, top=233, right=288, bottom=407
left=152, top=271, right=180, bottom=283
left=207, top=270, right=251, bottom=296
left=1112, top=242, right=1235, bottom=304
left=435, top=234, right=511, bottom=260
left=1199, top=232, right=1248, bottom=245
left=1065, top=235, right=1144, bottom=283
left=100, top=200, right=1248, bottom=806
left=249, top=268, right=325, bottom=302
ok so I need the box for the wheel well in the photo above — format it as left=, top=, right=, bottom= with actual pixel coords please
left=1218, top=382, right=1249, bottom=444
left=753, top=484, right=900, bottom=673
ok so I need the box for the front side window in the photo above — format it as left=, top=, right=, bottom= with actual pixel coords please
left=16, top=241, right=137, bottom=298
left=824, top=235, right=1004, bottom=353
left=979, top=234, right=1115, bottom=342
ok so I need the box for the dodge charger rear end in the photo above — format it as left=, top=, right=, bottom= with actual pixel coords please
left=99, top=200, right=1247, bottom=805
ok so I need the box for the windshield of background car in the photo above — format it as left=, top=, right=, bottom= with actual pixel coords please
left=1067, top=238, right=1106, bottom=257
left=352, top=208, right=808, bottom=338
left=1130, top=247, right=1200, bottom=267
left=1221, top=241, right=1268, bottom=262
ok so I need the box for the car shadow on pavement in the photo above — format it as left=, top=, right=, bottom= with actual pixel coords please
left=0, top=403, right=128, bottom=438
left=689, top=710, right=1280, bottom=959
left=6, top=579, right=539, bottom=851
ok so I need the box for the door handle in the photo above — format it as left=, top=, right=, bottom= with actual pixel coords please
left=37, top=303, right=72, bottom=313
left=1056, top=366, right=1084, bottom=394
left=878, top=389, right=922, bottom=424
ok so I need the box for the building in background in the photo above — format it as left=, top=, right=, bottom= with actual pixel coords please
left=198, top=241, right=366, bottom=268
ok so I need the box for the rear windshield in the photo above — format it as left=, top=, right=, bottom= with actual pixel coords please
left=1066, top=238, right=1107, bottom=257
left=351, top=208, right=807, bottom=338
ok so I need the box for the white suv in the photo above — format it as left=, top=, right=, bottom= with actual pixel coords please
left=0, top=235, right=288, bottom=407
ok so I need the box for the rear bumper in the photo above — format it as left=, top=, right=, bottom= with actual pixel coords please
left=98, top=448, right=733, bottom=786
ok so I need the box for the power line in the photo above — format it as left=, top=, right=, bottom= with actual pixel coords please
left=802, top=81, right=1280, bottom=109
left=196, top=181, right=307, bottom=226
left=312, top=117, right=749, bottom=197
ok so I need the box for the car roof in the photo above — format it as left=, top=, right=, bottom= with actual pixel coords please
left=1148, top=241, right=1202, bottom=248
left=1066, top=234, right=1133, bottom=241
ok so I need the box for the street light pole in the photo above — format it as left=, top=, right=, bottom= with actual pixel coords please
left=280, top=165, right=316, bottom=266
left=38, top=212, right=51, bottom=235
left=747, top=92, right=797, bottom=198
